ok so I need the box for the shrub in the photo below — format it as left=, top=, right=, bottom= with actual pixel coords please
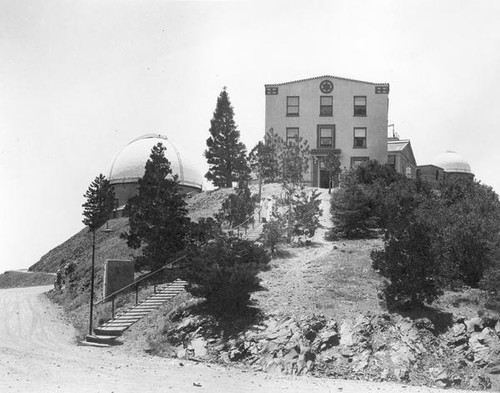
left=291, top=188, right=322, bottom=243
left=261, top=218, right=284, bottom=255
left=372, top=202, right=443, bottom=309
left=215, top=182, right=255, bottom=228
left=183, top=235, right=270, bottom=314
left=436, top=179, right=500, bottom=287
left=330, top=160, right=403, bottom=239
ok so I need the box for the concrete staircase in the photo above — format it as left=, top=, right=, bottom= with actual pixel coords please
left=85, top=278, right=187, bottom=345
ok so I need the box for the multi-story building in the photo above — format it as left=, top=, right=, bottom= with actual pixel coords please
left=265, top=75, right=390, bottom=188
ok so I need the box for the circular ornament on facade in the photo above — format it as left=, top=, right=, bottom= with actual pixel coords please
left=320, top=80, right=333, bottom=94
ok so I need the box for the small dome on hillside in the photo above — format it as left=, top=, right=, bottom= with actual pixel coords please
left=432, top=151, right=472, bottom=174
left=109, top=134, right=203, bottom=190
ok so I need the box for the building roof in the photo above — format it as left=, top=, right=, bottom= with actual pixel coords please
left=388, top=139, right=417, bottom=167
left=108, top=134, right=203, bottom=190
left=387, top=139, right=411, bottom=152
left=432, top=151, right=473, bottom=174
left=264, top=75, right=389, bottom=87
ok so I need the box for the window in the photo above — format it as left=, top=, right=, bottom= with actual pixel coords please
left=320, top=96, right=333, bottom=116
left=354, top=96, right=367, bottom=116
left=317, top=125, right=335, bottom=147
left=286, top=127, right=299, bottom=145
left=351, top=156, right=369, bottom=168
left=286, top=96, right=299, bottom=116
left=388, top=155, right=396, bottom=169
left=353, top=128, right=367, bottom=148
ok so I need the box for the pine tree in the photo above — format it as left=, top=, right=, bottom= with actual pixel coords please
left=82, top=173, right=115, bottom=336
left=204, top=87, right=249, bottom=187
left=82, top=174, right=115, bottom=231
left=280, top=135, right=310, bottom=187
left=122, top=143, right=190, bottom=271
left=249, top=129, right=284, bottom=185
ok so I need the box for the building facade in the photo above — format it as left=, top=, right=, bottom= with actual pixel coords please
left=265, top=75, right=389, bottom=188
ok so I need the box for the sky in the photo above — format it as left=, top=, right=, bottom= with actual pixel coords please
left=1, top=0, right=500, bottom=272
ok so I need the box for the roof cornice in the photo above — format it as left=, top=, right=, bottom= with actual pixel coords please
left=265, top=75, right=389, bottom=87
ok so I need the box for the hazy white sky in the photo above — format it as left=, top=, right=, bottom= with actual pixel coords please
left=1, top=0, right=500, bottom=272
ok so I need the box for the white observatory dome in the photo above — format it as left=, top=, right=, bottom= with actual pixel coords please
left=109, top=134, right=203, bottom=190
left=432, top=151, right=472, bottom=174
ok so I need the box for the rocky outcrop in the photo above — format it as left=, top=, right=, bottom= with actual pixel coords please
left=157, top=312, right=500, bottom=390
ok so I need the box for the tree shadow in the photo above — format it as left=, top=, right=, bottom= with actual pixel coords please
left=391, top=305, right=454, bottom=334
left=187, top=301, right=264, bottom=338
left=272, top=249, right=295, bottom=259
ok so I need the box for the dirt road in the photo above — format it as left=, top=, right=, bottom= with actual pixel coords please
left=0, top=285, right=476, bottom=393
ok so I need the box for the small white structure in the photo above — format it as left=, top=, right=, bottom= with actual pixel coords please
left=432, top=151, right=473, bottom=175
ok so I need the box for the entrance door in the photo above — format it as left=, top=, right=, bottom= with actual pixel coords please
left=319, top=169, right=330, bottom=189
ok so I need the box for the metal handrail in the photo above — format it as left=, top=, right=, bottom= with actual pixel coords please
left=228, top=204, right=261, bottom=234
left=94, top=206, right=262, bottom=309
left=94, top=254, right=187, bottom=306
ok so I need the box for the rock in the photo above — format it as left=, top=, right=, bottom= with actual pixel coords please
left=317, top=329, right=339, bottom=350
left=465, top=317, right=483, bottom=333
left=468, top=375, right=492, bottom=390
left=469, top=327, right=500, bottom=367
left=352, top=351, right=370, bottom=372
left=190, top=337, right=208, bottom=358
left=414, top=317, right=435, bottom=331
left=488, top=363, right=500, bottom=374
left=393, top=367, right=409, bottom=382
left=429, top=367, right=451, bottom=388
left=446, top=322, right=468, bottom=347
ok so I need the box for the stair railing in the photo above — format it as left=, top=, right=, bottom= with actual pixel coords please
left=227, top=203, right=262, bottom=238
left=94, top=254, right=187, bottom=320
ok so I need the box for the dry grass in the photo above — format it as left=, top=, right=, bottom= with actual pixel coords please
left=252, top=238, right=385, bottom=321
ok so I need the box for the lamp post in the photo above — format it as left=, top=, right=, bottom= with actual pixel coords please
left=88, top=229, right=96, bottom=336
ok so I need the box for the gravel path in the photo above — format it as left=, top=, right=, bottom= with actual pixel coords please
left=0, top=285, right=480, bottom=393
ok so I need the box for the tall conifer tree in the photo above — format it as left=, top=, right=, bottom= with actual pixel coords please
left=122, top=143, right=190, bottom=270
left=204, top=87, right=249, bottom=187
left=82, top=173, right=115, bottom=336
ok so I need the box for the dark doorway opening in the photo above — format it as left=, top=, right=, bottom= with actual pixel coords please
left=319, top=170, right=330, bottom=189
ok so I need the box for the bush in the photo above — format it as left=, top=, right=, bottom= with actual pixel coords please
left=215, top=182, right=255, bottom=228
left=183, top=235, right=270, bottom=314
left=291, top=188, right=322, bottom=243
left=373, top=176, right=500, bottom=308
left=330, top=160, right=403, bottom=239
left=436, top=179, right=500, bottom=287
left=261, top=218, right=284, bottom=255
left=372, top=202, right=443, bottom=309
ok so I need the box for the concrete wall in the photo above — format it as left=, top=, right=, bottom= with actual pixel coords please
left=265, top=77, right=389, bottom=186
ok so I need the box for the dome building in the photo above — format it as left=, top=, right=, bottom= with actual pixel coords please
left=432, top=151, right=474, bottom=178
left=417, top=150, right=474, bottom=187
left=109, top=134, right=203, bottom=213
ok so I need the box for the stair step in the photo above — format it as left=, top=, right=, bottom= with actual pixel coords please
left=112, top=318, right=142, bottom=323
left=133, top=305, right=160, bottom=309
left=94, top=327, right=125, bottom=336
left=102, top=324, right=133, bottom=330
left=117, top=311, right=149, bottom=316
left=85, top=334, right=121, bottom=345
left=80, top=340, right=111, bottom=348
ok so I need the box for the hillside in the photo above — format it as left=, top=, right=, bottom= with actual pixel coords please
left=35, top=184, right=500, bottom=391
left=0, top=270, right=55, bottom=289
